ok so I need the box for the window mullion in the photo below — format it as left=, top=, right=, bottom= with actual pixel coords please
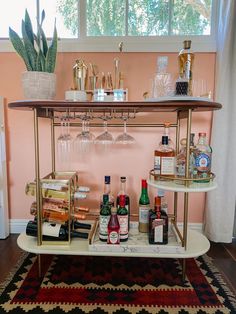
left=125, top=0, right=129, bottom=36
left=79, top=0, right=86, bottom=39
left=168, top=0, right=174, bottom=36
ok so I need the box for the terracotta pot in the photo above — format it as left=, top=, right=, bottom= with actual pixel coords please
left=21, top=71, right=56, bottom=100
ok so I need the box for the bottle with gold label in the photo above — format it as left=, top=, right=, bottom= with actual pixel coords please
left=178, top=40, right=194, bottom=96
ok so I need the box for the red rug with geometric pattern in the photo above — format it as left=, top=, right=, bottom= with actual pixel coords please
left=0, top=253, right=235, bottom=313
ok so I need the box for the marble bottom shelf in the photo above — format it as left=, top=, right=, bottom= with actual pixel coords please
left=17, top=221, right=210, bottom=259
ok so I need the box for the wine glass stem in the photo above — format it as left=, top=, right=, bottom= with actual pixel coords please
left=124, top=120, right=127, bottom=134
left=104, top=120, right=108, bottom=133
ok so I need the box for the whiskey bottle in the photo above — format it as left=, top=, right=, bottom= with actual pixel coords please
left=116, top=176, right=130, bottom=229
left=138, top=179, right=150, bottom=233
left=100, top=176, right=114, bottom=208
left=117, top=194, right=129, bottom=242
left=107, top=207, right=120, bottom=244
left=154, top=135, right=175, bottom=180
left=159, top=122, right=174, bottom=149
left=178, top=40, right=194, bottom=95
left=99, top=194, right=111, bottom=241
left=26, top=220, right=89, bottom=240
left=193, top=132, right=212, bottom=182
left=148, top=195, right=168, bottom=244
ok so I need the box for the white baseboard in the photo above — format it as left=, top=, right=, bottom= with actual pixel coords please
left=9, top=219, right=204, bottom=234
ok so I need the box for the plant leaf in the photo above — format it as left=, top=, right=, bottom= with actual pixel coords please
left=22, top=20, right=38, bottom=70
left=45, top=22, right=57, bottom=73
left=36, top=50, right=46, bottom=71
left=9, top=27, right=32, bottom=71
left=38, top=24, right=48, bottom=57
left=24, top=9, right=34, bottom=45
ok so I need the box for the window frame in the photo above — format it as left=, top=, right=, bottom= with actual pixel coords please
left=0, top=0, right=218, bottom=53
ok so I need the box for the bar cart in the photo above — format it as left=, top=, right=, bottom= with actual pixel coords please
left=9, top=99, right=222, bottom=280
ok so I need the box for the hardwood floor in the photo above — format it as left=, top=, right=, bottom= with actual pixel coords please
left=0, top=234, right=236, bottom=294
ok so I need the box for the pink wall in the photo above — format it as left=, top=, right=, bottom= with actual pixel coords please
left=0, top=52, right=216, bottom=222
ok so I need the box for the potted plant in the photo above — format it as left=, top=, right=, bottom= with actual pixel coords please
left=9, top=9, right=57, bottom=99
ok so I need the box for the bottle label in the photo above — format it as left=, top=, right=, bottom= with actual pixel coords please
left=161, top=157, right=175, bottom=175
left=118, top=215, right=128, bottom=239
left=153, top=219, right=164, bottom=242
left=139, top=206, right=150, bottom=223
left=195, top=153, right=211, bottom=172
left=99, top=215, right=110, bottom=239
left=42, top=222, right=61, bottom=237
left=154, top=156, right=161, bottom=175
left=108, top=231, right=119, bottom=244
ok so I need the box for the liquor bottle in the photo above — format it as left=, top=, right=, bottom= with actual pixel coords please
left=193, top=132, right=212, bottom=183
left=157, top=189, right=168, bottom=214
left=176, top=133, right=195, bottom=180
left=152, top=56, right=172, bottom=98
left=117, top=194, right=129, bottom=242
left=26, top=220, right=89, bottom=240
left=148, top=195, right=168, bottom=244
left=99, top=194, right=111, bottom=241
left=116, top=176, right=130, bottom=228
left=138, top=179, right=150, bottom=233
left=159, top=122, right=174, bottom=149
left=30, top=202, right=86, bottom=223
left=100, top=176, right=114, bottom=208
left=25, top=182, right=87, bottom=200
left=154, top=135, right=175, bottom=180
left=178, top=40, right=194, bottom=95
left=107, top=207, right=120, bottom=244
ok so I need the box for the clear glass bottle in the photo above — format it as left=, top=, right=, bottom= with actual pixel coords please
left=193, top=132, right=212, bottom=183
left=178, top=40, right=194, bottom=96
left=157, top=189, right=168, bottom=214
left=100, top=175, right=114, bottom=208
left=99, top=194, right=111, bottom=242
left=176, top=133, right=195, bottom=181
left=148, top=195, right=168, bottom=245
left=116, top=176, right=130, bottom=229
left=107, top=207, right=120, bottom=244
left=154, top=135, right=175, bottom=180
left=138, top=179, right=150, bottom=233
left=152, top=56, right=172, bottom=98
left=117, top=194, right=129, bottom=242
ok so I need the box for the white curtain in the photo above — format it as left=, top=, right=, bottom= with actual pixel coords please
left=204, top=0, right=236, bottom=243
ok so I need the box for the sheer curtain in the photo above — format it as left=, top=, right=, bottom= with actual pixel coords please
left=204, top=0, right=236, bottom=243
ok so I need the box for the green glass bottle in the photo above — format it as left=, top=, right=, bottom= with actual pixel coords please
left=99, top=194, right=111, bottom=242
left=138, top=179, right=150, bottom=233
left=117, top=194, right=128, bottom=242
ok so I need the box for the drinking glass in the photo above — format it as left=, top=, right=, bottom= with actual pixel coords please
left=115, top=117, right=136, bottom=144
left=57, top=115, right=73, bottom=163
left=95, top=120, right=114, bottom=145
left=74, top=116, right=95, bottom=155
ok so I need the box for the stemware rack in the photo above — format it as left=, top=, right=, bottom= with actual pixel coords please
left=9, top=99, right=222, bottom=279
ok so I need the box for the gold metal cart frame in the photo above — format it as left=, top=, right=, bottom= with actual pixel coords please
left=9, top=99, right=222, bottom=280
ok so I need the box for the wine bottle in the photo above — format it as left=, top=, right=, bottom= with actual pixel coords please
left=116, top=176, right=130, bottom=229
left=99, top=194, right=111, bottom=241
left=148, top=195, right=168, bottom=244
left=26, top=220, right=89, bottom=240
left=100, top=176, right=114, bottom=208
left=138, top=179, right=150, bottom=233
left=30, top=202, right=86, bottom=223
left=25, top=182, right=87, bottom=200
left=73, top=221, right=91, bottom=230
left=117, top=194, right=128, bottom=242
left=107, top=207, right=120, bottom=244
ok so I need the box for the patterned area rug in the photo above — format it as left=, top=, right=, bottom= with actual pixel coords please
left=0, top=253, right=235, bottom=314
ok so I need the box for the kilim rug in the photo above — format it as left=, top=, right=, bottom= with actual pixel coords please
left=0, top=253, right=235, bottom=314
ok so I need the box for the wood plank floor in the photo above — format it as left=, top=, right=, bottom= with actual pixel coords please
left=0, top=234, right=236, bottom=294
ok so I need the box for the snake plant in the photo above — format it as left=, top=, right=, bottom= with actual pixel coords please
left=9, top=9, right=57, bottom=73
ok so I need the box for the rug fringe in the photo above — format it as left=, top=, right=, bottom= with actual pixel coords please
left=0, top=251, right=28, bottom=295
left=201, top=254, right=236, bottom=311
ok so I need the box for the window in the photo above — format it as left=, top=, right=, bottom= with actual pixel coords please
left=0, top=0, right=217, bottom=52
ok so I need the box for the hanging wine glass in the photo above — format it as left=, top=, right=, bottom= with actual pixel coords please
left=115, top=112, right=136, bottom=145
left=95, top=114, right=114, bottom=145
left=74, top=113, right=94, bottom=155
left=57, top=113, right=73, bottom=163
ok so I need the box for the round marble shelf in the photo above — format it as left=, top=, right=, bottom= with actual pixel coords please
left=17, top=228, right=210, bottom=259
left=147, top=179, right=217, bottom=193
